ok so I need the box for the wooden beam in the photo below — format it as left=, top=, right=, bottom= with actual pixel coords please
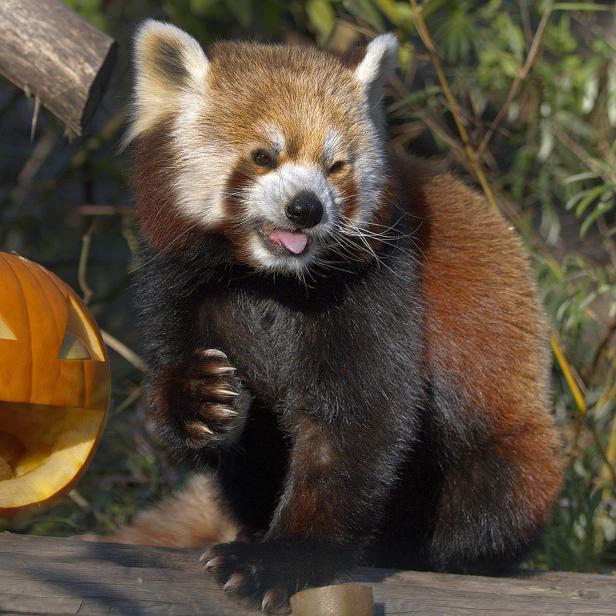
left=0, top=533, right=615, bottom=615
left=0, top=0, right=117, bottom=137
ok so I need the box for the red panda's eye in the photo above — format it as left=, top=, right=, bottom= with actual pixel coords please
left=328, top=161, right=345, bottom=174
left=252, top=150, right=275, bottom=168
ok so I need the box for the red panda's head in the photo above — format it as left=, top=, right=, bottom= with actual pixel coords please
left=128, top=21, right=398, bottom=274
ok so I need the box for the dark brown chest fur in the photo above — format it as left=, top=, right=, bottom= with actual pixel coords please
left=198, top=290, right=290, bottom=404
left=195, top=260, right=424, bottom=422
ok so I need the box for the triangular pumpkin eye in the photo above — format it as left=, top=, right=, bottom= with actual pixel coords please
left=59, top=332, right=92, bottom=360
left=0, top=314, right=16, bottom=340
left=58, top=296, right=104, bottom=361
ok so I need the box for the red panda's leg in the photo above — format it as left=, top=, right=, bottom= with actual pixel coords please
left=204, top=413, right=412, bottom=612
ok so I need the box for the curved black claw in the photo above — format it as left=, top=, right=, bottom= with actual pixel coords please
left=202, top=540, right=355, bottom=614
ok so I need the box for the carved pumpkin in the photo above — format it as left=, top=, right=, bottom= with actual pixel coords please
left=0, top=252, right=109, bottom=518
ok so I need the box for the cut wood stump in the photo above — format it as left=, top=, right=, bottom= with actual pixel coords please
left=0, top=0, right=117, bottom=136
left=0, top=533, right=615, bottom=615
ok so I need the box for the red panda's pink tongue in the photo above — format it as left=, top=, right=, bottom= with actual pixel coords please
left=269, top=230, right=308, bottom=255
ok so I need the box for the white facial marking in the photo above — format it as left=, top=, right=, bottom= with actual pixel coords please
left=262, top=124, right=285, bottom=153
left=323, top=129, right=343, bottom=161
left=352, top=141, right=386, bottom=225
left=245, top=162, right=335, bottom=228
left=172, top=92, right=237, bottom=226
left=243, top=162, right=338, bottom=271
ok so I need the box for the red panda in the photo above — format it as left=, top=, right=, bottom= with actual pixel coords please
left=118, top=19, right=563, bottom=614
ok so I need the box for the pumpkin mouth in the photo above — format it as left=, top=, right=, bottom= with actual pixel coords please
left=0, top=402, right=105, bottom=511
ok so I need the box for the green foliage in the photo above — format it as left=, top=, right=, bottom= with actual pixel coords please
left=63, top=0, right=108, bottom=30
left=0, top=0, right=614, bottom=575
left=307, top=0, right=336, bottom=43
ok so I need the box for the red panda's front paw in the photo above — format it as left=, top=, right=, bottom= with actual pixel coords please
left=153, top=349, right=249, bottom=449
left=202, top=541, right=295, bottom=614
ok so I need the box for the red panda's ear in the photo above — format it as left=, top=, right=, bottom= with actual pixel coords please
left=354, top=33, right=398, bottom=109
left=124, top=20, right=209, bottom=145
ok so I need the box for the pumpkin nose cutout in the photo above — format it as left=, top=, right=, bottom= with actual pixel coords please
left=0, top=315, right=16, bottom=340
left=286, top=191, right=323, bottom=228
left=57, top=296, right=105, bottom=361
left=59, top=332, right=92, bottom=360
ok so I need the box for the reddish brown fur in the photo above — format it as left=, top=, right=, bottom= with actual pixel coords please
left=199, top=42, right=374, bottom=259
left=114, top=150, right=561, bottom=578
left=333, top=172, right=360, bottom=223
left=220, top=161, right=275, bottom=270
left=271, top=419, right=343, bottom=540
left=389, top=152, right=563, bottom=533
left=121, top=31, right=562, bottom=589
left=104, top=475, right=240, bottom=548
left=199, top=42, right=370, bottom=175
left=132, top=118, right=203, bottom=253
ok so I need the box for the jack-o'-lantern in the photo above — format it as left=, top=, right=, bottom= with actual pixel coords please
left=0, top=252, right=109, bottom=518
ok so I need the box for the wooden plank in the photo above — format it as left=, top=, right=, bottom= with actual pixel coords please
left=0, top=533, right=615, bottom=615
left=0, top=0, right=117, bottom=136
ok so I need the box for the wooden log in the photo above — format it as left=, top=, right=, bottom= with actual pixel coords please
left=0, top=0, right=117, bottom=136
left=290, top=584, right=373, bottom=615
left=0, top=533, right=615, bottom=615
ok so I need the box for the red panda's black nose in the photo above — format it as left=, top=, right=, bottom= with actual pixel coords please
left=286, top=191, right=323, bottom=228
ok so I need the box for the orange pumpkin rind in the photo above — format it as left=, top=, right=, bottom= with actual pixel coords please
left=0, top=253, right=110, bottom=518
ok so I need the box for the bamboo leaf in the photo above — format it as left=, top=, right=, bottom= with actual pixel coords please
left=564, top=171, right=599, bottom=185
left=374, top=0, right=414, bottom=28
left=307, top=0, right=336, bottom=43
left=342, top=0, right=386, bottom=31
left=580, top=199, right=614, bottom=238
left=552, top=2, right=616, bottom=11
left=564, top=185, right=604, bottom=212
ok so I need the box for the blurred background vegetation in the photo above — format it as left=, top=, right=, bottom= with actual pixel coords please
left=0, top=0, right=614, bottom=573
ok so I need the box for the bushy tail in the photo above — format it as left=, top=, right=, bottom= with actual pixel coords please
left=97, top=474, right=240, bottom=548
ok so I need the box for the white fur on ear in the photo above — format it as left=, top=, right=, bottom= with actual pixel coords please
left=124, top=20, right=209, bottom=144
left=355, top=33, right=398, bottom=108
